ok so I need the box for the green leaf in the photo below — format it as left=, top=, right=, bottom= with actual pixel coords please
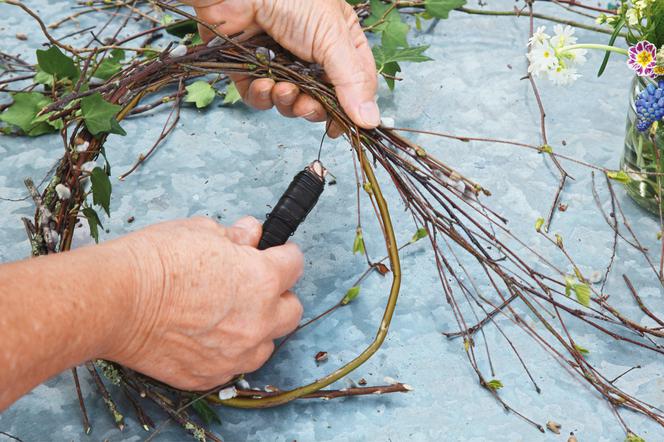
left=485, top=379, right=503, bottom=391
left=535, top=217, right=545, bottom=233
left=223, top=81, right=242, bottom=105
left=36, top=46, right=79, bottom=80
left=573, top=283, right=591, bottom=307
left=381, top=61, right=401, bottom=91
left=607, top=170, right=631, bottom=184
left=411, top=227, right=428, bottom=243
left=165, top=19, right=198, bottom=38
left=373, top=45, right=432, bottom=66
left=598, top=18, right=624, bottom=78
left=33, top=69, right=54, bottom=85
left=0, top=92, right=56, bottom=136
left=652, top=1, right=664, bottom=47
left=80, top=93, right=124, bottom=136
left=352, top=228, right=365, bottom=255
left=31, top=111, right=64, bottom=131
left=185, top=81, right=216, bottom=108
left=364, top=0, right=400, bottom=29
left=189, top=33, right=203, bottom=46
left=381, top=20, right=409, bottom=51
left=538, top=144, right=553, bottom=153
left=191, top=399, right=221, bottom=425
left=108, top=118, right=127, bottom=136
left=573, top=344, right=589, bottom=356
left=82, top=207, right=103, bottom=243
left=160, top=14, right=175, bottom=26
left=341, top=286, right=361, bottom=305
left=424, top=0, right=466, bottom=19
left=90, top=167, right=112, bottom=216
left=94, top=49, right=125, bottom=80
left=625, top=433, right=646, bottom=442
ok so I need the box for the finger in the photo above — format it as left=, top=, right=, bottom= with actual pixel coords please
left=225, top=216, right=262, bottom=247
left=317, top=13, right=379, bottom=128
left=193, top=0, right=256, bottom=41
left=271, top=82, right=299, bottom=118
left=260, top=242, right=304, bottom=295
left=292, top=94, right=327, bottom=122
left=245, top=78, right=275, bottom=110
left=237, top=340, right=275, bottom=373
left=269, top=291, right=303, bottom=339
left=326, top=120, right=345, bottom=138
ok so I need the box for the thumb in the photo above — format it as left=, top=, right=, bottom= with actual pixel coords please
left=225, top=216, right=262, bottom=247
left=318, top=32, right=380, bottom=128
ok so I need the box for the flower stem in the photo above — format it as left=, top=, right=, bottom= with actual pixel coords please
left=560, top=43, right=628, bottom=56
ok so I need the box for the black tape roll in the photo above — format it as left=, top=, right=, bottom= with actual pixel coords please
left=258, top=166, right=325, bottom=250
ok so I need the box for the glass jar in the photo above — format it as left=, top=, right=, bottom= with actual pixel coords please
left=621, top=75, right=664, bottom=214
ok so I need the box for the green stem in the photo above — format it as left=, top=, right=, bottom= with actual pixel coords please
left=211, top=146, right=403, bottom=409
left=560, top=43, right=628, bottom=56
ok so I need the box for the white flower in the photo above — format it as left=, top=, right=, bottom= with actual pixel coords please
left=561, top=47, right=587, bottom=67
left=550, top=25, right=577, bottom=48
left=528, top=26, right=550, bottom=47
left=635, top=0, right=652, bottom=11
left=55, top=183, right=71, bottom=200
left=626, top=8, right=640, bottom=26
left=528, top=45, right=559, bottom=75
left=547, top=65, right=580, bottom=86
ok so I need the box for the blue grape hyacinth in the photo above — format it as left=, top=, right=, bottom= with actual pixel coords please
left=636, top=80, right=664, bottom=132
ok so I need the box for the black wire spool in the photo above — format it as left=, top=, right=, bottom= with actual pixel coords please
left=258, top=160, right=327, bottom=250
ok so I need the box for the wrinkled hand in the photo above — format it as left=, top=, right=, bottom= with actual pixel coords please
left=184, top=0, right=379, bottom=137
left=103, top=216, right=303, bottom=391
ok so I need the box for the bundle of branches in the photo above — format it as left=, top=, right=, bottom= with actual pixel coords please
left=2, top=1, right=664, bottom=441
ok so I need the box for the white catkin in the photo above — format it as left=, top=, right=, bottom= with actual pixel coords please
left=81, top=161, right=96, bottom=173
left=39, top=208, right=52, bottom=226
left=207, top=36, right=224, bottom=47
left=218, top=386, right=237, bottom=400
left=383, top=376, right=397, bottom=385
left=48, top=229, right=60, bottom=247
left=88, top=77, right=105, bottom=86
left=589, top=271, right=603, bottom=284
left=236, top=378, right=250, bottom=390
left=255, top=47, right=275, bottom=61
left=169, top=44, right=187, bottom=58
left=75, top=140, right=89, bottom=152
left=55, top=183, right=71, bottom=200
left=453, top=179, right=465, bottom=194
left=462, top=184, right=478, bottom=201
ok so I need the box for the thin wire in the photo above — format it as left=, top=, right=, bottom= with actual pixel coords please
left=317, top=120, right=330, bottom=161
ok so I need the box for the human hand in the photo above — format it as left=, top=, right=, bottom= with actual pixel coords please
left=184, top=0, right=379, bottom=137
left=102, top=216, right=304, bottom=391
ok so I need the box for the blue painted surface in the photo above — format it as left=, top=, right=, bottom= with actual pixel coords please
left=1, top=2, right=663, bottom=441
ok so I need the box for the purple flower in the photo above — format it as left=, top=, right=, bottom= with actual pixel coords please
left=628, top=41, right=657, bottom=77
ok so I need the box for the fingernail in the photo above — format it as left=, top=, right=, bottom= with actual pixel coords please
left=358, top=101, right=380, bottom=128
left=233, top=216, right=258, bottom=231
left=278, top=90, right=297, bottom=105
